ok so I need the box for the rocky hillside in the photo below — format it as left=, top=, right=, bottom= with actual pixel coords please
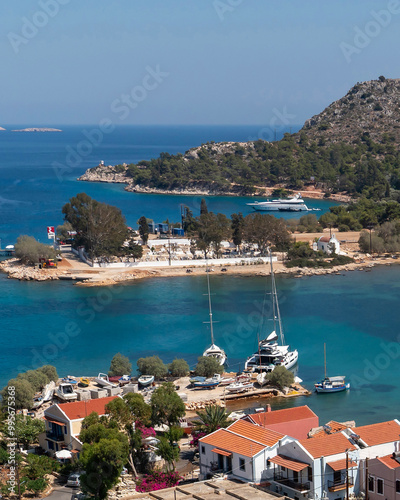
left=300, top=77, right=400, bottom=145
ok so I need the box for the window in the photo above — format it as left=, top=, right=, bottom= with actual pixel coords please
left=48, top=441, right=54, bottom=450
left=64, top=426, right=68, bottom=434
left=266, top=459, right=271, bottom=469
left=368, top=476, right=374, bottom=492
left=396, top=480, right=400, bottom=493
left=239, top=458, right=245, bottom=471
left=308, top=466, right=313, bottom=482
left=201, top=445, right=205, bottom=455
left=377, top=478, right=383, bottom=495
left=281, top=466, right=286, bottom=472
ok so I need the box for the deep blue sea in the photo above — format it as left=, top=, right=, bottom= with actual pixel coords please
left=1, top=125, right=399, bottom=426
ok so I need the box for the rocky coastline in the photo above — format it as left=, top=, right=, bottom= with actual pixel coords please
left=78, top=164, right=351, bottom=201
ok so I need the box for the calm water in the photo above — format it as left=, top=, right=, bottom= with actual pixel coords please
left=1, top=125, right=397, bottom=427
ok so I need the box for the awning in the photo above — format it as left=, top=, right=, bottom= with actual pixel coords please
left=45, top=418, right=65, bottom=426
left=327, top=459, right=357, bottom=471
left=212, top=448, right=232, bottom=457
left=269, top=455, right=309, bottom=472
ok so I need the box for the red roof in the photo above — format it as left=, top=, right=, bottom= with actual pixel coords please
left=327, top=458, right=358, bottom=471
left=319, top=236, right=330, bottom=243
left=377, top=455, right=400, bottom=470
left=201, top=429, right=266, bottom=457
left=351, top=420, right=400, bottom=446
left=299, top=432, right=356, bottom=459
left=269, top=454, right=310, bottom=472
left=58, top=396, right=118, bottom=420
left=311, top=421, right=349, bottom=438
left=228, top=419, right=284, bottom=446
left=248, top=406, right=317, bottom=427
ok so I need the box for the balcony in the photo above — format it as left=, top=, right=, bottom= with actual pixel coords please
left=274, top=473, right=310, bottom=493
left=46, top=432, right=65, bottom=442
left=328, top=475, right=354, bottom=492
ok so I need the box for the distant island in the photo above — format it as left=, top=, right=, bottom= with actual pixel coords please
left=12, top=128, right=62, bottom=132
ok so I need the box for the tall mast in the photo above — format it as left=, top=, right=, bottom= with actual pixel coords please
left=269, top=249, right=285, bottom=345
left=324, top=343, right=327, bottom=379
left=206, top=270, right=215, bottom=345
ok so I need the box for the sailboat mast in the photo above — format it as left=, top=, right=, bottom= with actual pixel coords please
left=324, top=343, right=327, bottom=379
left=269, top=249, right=285, bottom=345
left=207, top=270, right=215, bottom=345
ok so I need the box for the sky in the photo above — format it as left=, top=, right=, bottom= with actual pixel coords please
left=1, top=0, right=399, bottom=126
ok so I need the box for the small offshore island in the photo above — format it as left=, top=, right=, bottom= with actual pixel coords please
left=11, top=127, right=62, bottom=132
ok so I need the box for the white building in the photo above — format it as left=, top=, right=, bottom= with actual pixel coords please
left=199, top=419, right=293, bottom=483
left=316, top=234, right=341, bottom=254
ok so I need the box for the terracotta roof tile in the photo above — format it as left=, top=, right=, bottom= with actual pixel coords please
left=269, top=454, right=310, bottom=472
left=299, top=432, right=356, bottom=459
left=228, top=419, right=284, bottom=447
left=311, top=421, right=348, bottom=439
left=327, top=458, right=357, bottom=471
left=248, top=406, right=317, bottom=427
left=200, top=429, right=265, bottom=457
left=351, top=420, right=400, bottom=447
left=377, top=454, right=400, bottom=470
left=58, top=396, right=118, bottom=420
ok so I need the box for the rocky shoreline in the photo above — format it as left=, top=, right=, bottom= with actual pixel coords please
left=78, top=164, right=351, bottom=201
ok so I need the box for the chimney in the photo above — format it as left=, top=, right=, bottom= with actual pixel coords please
left=266, top=404, right=271, bottom=413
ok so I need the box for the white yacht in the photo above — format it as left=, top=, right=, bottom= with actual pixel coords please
left=247, top=193, right=308, bottom=212
left=202, top=270, right=226, bottom=365
left=245, top=251, right=298, bottom=374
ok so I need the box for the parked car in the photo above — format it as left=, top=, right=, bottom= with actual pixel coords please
left=67, top=473, right=81, bottom=487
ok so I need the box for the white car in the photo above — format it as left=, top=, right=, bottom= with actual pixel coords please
left=67, top=473, right=81, bottom=487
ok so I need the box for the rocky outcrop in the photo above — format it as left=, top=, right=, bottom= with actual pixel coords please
left=0, top=258, right=62, bottom=281
left=299, top=78, right=400, bottom=145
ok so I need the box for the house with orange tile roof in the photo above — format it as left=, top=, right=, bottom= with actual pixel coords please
left=269, top=431, right=359, bottom=500
left=198, top=419, right=293, bottom=483
left=243, top=405, right=318, bottom=440
left=38, top=396, right=118, bottom=457
left=360, top=453, right=400, bottom=499
left=343, top=419, right=400, bottom=459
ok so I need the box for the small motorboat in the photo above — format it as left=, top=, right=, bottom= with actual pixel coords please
left=94, top=373, right=117, bottom=388
left=55, top=383, right=78, bottom=401
left=190, top=376, right=206, bottom=385
left=138, top=375, right=155, bottom=387
left=219, top=376, right=236, bottom=386
left=225, top=381, right=253, bottom=394
left=62, top=376, right=77, bottom=385
left=79, top=377, right=90, bottom=387
left=118, top=375, right=131, bottom=386
left=315, top=376, right=350, bottom=393
left=193, top=374, right=221, bottom=389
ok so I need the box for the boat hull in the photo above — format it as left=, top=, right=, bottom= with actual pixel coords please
left=247, top=203, right=308, bottom=212
left=138, top=375, right=155, bottom=386
left=315, top=383, right=350, bottom=393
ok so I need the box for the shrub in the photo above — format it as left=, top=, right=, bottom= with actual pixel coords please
left=15, top=235, right=56, bottom=265
left=136, top=470, right=181, bottom=492
left=194, top=356, right=223, bottom=377
left=168, top=359, right=189, bottom=377
left=137, top=356, right=168, bottom=379
left=109, top=353, right=132, bottom=376
left=265, top=366, right=294, bottom=389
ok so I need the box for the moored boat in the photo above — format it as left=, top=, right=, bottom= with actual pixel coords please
left=193, top=373, right=221, bottom=389
left=138, top=375, right=155, bottom=387
left=315, top=344, right=350, bottom=393
left=225, top=381, right=253, bottom=393
left=247, top=193, right=309, bottom=212
left=95, top=373, right=117, bottom=388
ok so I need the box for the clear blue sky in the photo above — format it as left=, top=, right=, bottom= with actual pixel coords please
left=1, top=0, right=398, bottom=125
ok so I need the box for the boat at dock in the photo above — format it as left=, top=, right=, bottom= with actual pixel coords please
left=55, top=383, right=78, bottom=401
left=245, top=250, right=298, bottom=373
left=247, top=193, right=308, bottom=212
left=315, top=344, right=350, bottom=393
left=193, top=373, right=221, bottom=389
left=202, top=268, right=226, bottom=366
left=225, top=381, right=253, bottom=393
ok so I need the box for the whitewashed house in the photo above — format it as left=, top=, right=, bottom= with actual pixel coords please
left=316, top=234, right=341, bottom=254
left=199, top=419, right=293, bottom=483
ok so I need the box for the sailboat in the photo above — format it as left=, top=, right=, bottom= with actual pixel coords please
left=245, top=249, right=298, bottom=379
left=202, top=269, right=227, bottom=365
left=314, top=344, right=350, bottom=393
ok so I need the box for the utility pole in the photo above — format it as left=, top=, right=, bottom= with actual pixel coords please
left=346, top=449, right=349, bottom=500
left=365, top=457, right=369, bottom=500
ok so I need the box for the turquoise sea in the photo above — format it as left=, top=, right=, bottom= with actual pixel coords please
left=1, top=125, right=399, bottom=426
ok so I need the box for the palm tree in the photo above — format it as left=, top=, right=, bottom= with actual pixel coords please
left=193, top=405, right=230, bottom=434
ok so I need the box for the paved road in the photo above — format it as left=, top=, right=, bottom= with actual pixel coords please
left=42, top=484, right=78, bottom=500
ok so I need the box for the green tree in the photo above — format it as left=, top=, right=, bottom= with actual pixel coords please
left=182, top=206, right=198, bottom=234
left=62, top=193, right=129, bottom=260
left=105, top=398, right=133, bottom=430
left=156, top=436, right=180, bottom=472
left=193, top=405, right=230, bottom=434
left=231, top=212, right=245, bottom=248
left=124, top=240, right=143, bottom=261
left=137, top=356, right=168, bottom=379
left=17, top=369, right=48, bottom=392
left=200, top=198, right=209, bottom=215
left=194, top=212, right=232, bottom=257
left=194, top=356, right=223, bottom=378
left=108, top=353, right=132, bottom=377
left=23, top=455, right=59, bottom=494
left=56, top=221, right=74, bottom=240
left=150, top=382, right=185, bottom=426
left=10, top=415, right=45, bottom=449
left=265, top=366, right=294, bottom=390
left=168, top=359, right=189, bottom=377
left=14, top=235, right=56, bottom=265
left=1, top=379, right=34, bottom=410
left=124, top=393, right=151, bottom=426
left=243, top=213, right=291, bottom=253
left=138, top=216, right=149, bottom=245
left=37, top=365, right=58, bottom=382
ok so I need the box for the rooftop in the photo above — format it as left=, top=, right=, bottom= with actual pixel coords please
left=228, top=419, right=284, bottom=447
left=299, top=432, right=356, bottom=459
left=351, top=420, right=400, bottom=447
left=200, top=429, right=266, bottom=458
left=56, top=396, right=118, bottom=420
left=247, top=405, right=317, bottom=427
left=377, top=454, right=400, bottom=470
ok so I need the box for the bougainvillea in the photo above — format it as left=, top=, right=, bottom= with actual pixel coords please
left=136, top=470, right=182, bottom=492
left=189, top=431, right=206, bottom=448
left=135, top=421, right=156, bottom=439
